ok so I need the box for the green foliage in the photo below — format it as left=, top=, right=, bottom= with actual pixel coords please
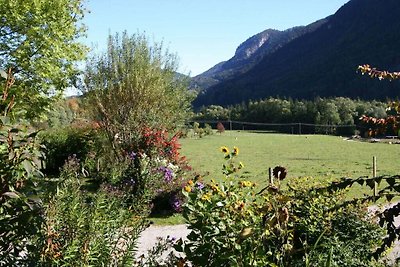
left=178, top=147, right=386, bottom=266
left=83, top=32, right=193, bottom=214
left=325, top=174, right=400, bottom=258
left=0, top=69, right=46, bottom=265
left=45, top=97, right=83, bottom=128
left=178, top=148, right=265, bottom=266
left=0, top=119, right=45, bottom=265
left=0, top=0, right=88, bottom=118
left=190, top=122, right=214, bottom=138
left=39, top=126, right=99, bottom=176
left=39, top=161, right=148, bottom=266
left=290, top=183, right=385, bottom=267
left=84, top=31, right=193, bottom=156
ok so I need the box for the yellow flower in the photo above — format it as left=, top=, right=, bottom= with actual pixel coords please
left=220, top=146, right=229, bottom=154
left=184, top=185, right=192, bottom=193
left=201, top=193, right=211, bottom=202
left=188, top=180, right=194, bottom=186
left=233, top=146, right=239, bottom=156
left=211, top=184, right=221, bottom=193
left=236, top=201, right=245, bottom=211
left=239, top=181, right=253, bottom=187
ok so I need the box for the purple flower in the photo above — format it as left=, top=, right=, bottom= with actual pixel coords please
left=195, top=182, right=205, bottom=190
left=169, top=195, right=182, bottom=212
left=128, top=151, right=137, bottom=160
left=158, top=166, right=174, bottom=182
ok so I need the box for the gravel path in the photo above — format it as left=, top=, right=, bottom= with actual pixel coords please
left=136, top=224, right=190, bottom=257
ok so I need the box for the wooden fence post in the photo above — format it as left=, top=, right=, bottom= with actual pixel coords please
left=373, top=156, right=377, bottom=199
left=269, top=167, right=273, bottom=185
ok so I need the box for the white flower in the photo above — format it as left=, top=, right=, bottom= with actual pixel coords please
left=168, top=162, right=179, bottom=172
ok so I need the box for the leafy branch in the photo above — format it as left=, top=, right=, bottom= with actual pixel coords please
left=322, top=174, right=400, bottom=258
left=358, top=64, right=400, bottom=81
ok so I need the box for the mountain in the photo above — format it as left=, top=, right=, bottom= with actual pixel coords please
left=194, top=0, right=400, bottom=107
left=191, top=20, right=328, bottom=91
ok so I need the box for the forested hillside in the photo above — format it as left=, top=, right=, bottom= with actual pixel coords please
left=194, top=0, right=400, bottom=107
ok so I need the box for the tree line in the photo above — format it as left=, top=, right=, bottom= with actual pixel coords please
left=193, top=97, right=389, bottom=135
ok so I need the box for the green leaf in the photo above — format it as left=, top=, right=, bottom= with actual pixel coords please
left=0, top=116, right=10, bottom=125
left=2, top=191, right=20, bottom=199
left=0, top=69, right=7, bottom=79
left=387, top=177, right=396, bottom=187
left=27, top=131, right=40, bottom=138
left=386, top=194, right=394, bottom=202
left=356, top=179, right=365, bottom=186
left=22, top=159, right=33, bottom=175
left=366, top=179, right=375, bottom=190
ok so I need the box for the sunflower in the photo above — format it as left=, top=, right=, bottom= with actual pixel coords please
left=273, top=166, right=288, bottom=180
left=233, top=146, right=239, bottom=156
left=220, top=146, right=229, bottom=154
left=239, top=180, right=253, bottom=187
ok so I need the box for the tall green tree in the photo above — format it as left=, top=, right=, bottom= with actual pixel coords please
left=84, top=32, right=193, bottom=155
left=0, top=0, right=87, bottom=118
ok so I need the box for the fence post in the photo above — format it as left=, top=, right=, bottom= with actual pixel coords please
left=298, top=123, right=302, bottom=135
left=373, top=156, right=377, bottom=199
left=269, top=167, right=273, bottom=185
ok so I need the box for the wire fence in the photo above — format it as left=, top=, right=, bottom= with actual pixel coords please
left=188, top=120, right=367, bottom=136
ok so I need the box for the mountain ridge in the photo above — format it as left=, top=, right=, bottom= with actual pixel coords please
left=190, top=19, right=328, bottom=91
left=193, top=0, right=400, bottom=107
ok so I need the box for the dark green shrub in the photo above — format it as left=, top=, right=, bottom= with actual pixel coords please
left=39, top=126, right=100, bottom=176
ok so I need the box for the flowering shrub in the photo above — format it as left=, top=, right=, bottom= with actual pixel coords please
left=177, top=147, right=269, bottom=266
left=95, top=127, right=191, bottom=214
left=138, top=127, right=187, bottom=165
left=177, top=147, right=386, bottom=267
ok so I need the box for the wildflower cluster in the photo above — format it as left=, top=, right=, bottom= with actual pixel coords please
left=115, top=128, right=191, bottom=214
left=178, top=147, right=267, bottom=265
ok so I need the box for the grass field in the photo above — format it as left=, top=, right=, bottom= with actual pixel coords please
left=179, top=131, right=400, bottom=190
left=151, top=131, right=400, bottom=224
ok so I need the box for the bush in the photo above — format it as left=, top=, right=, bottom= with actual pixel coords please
left=39, top=126, right=100, bottom=176
left=217, top=122, right=225, bottom=134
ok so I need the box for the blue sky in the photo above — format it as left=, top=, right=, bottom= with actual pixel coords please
left=82, top=0, right=350, bottom=76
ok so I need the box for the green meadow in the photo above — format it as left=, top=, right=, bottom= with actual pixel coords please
left=180, top=131, right=400, bottom=190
